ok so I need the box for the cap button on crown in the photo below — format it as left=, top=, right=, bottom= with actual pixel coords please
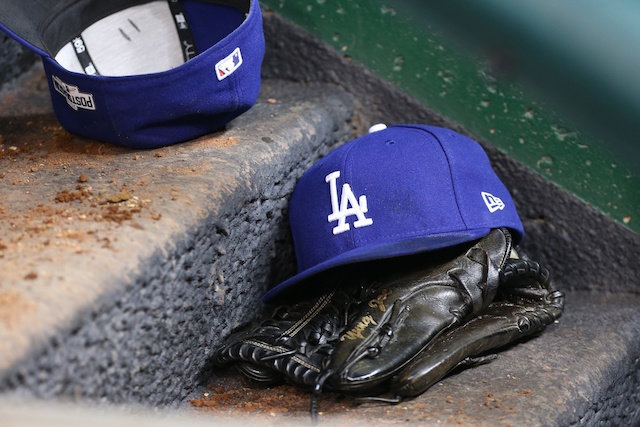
left=368, top=123, right=387, bottom=133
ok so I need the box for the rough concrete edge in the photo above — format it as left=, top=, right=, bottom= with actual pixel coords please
left=535, top=291, right=640, bottom=426
left=260, top=7, right=640, bottom=294
left=572, top=354, right=640, bottom=426
left=0, top=81, right=357, bottom=406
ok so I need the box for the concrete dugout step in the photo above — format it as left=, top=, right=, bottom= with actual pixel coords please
left=189, top=290, right=640, bottom=426
left=2, top=291, right=640, bottom=426
left=0, top=64, right=356, bottom=404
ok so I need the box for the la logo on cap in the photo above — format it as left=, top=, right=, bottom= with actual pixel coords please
left=326, top=171, right=373, bottom=235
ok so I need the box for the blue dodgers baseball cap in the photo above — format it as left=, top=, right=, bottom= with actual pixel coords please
left=263, top=124, right=525, bottom=302
left=0, top=0, right=264, bottom=149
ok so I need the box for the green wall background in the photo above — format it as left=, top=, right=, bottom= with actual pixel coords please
left=261, top=0, right=639, bottom=235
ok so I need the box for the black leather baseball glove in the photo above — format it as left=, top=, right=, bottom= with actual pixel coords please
left=213, top=228, right=564, bottom=419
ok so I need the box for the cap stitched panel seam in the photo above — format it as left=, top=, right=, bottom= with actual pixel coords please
left=352, top=126, right=466, bottom=244
left=95, top=69, right=121, bottom=142
left=421, top=126, right=470, bottom=232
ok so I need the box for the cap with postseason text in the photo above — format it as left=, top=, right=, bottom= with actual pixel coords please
left=0, top=0, right=264, bottom=148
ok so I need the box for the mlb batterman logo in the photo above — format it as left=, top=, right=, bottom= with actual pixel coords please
left=326, top=171, right=373, bottom=235
left=52, top=76, right=96, bottom=111
left=215, top=47, right=243, bottom=81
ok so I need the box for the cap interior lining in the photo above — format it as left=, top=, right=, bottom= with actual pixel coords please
left=49, top=0, right=247, bottom=76
left=0, top=0, right=250, bottom=75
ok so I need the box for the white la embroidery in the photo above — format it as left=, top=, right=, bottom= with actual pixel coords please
left=326, top=171, right=373, bottom=235
left=482, top=191, right=505, bottom=213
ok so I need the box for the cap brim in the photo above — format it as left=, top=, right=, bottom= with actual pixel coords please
left=262, top=228, right=491, bottom=302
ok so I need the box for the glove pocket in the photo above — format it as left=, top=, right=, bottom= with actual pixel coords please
left=327, top=285, right=468, bottom=394
left=390, top=293, right=564, bottom=398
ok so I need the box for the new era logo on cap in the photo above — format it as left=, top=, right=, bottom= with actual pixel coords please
left=263, top=124, right=525, bottom=302
left=482, top=191, right=505, bottom=213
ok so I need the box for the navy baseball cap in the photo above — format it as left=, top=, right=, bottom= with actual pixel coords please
left=0, top=0, right=264, bottom=149
left=263, top=124, right=525, bottom=302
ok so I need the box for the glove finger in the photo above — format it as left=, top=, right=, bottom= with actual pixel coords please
left=390, top=258, right=565, bottom=398
left=236, top=361, right=284, bottom=385
left=214, top=290, right=356, bottom=390
left=326, top=228, right=513, bottom=394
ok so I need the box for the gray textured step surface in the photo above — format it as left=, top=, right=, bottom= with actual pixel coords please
left=2, top=291, right=640, bottom=426
left=0, top=64, right=356, bottom=404
left=190, top=290, right=640, bottom=427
